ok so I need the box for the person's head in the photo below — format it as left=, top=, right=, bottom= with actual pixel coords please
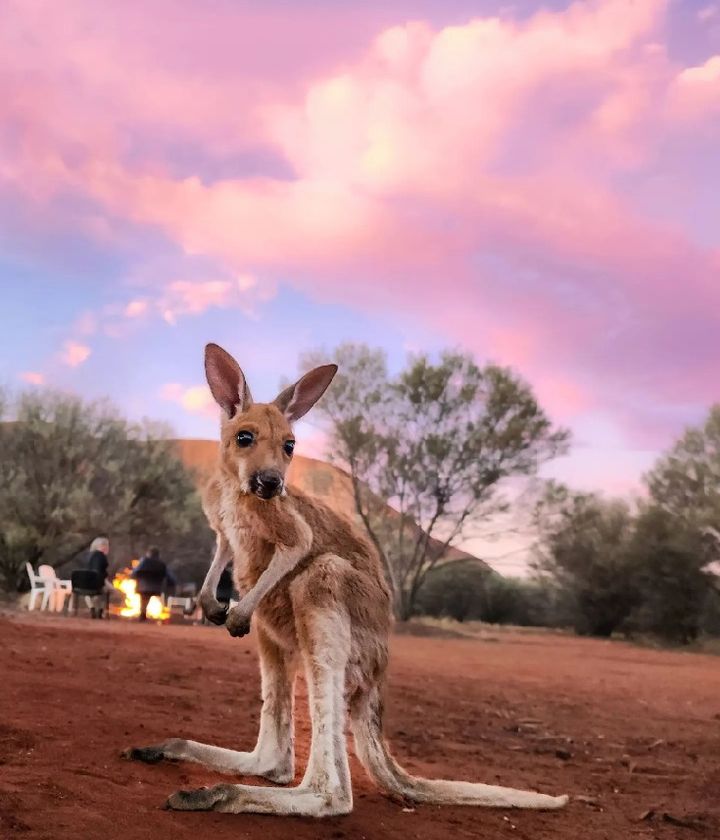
left=148, top=546, right=160, bottom=560
left=90, top=536, right=109, bottom=555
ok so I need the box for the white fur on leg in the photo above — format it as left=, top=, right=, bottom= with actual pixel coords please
left=167, top=783, right=348, bottom=816
left=127, top=631, right=294, bottom=782
left=167, top=610, right=354, bottom=817
left=250, top=635, right=295, bottom=782
left=297, top=608, right=352, bottom=810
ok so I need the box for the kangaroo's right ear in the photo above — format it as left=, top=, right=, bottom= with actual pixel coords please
left=273, top=364, right=338, bottom=423
left=204, top=343, right=253, bottom=419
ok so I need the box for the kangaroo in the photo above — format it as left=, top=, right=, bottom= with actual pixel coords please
left=123, top=342, right=569, bottom=816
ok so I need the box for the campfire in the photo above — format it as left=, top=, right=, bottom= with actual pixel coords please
left=111, top=560, right=170, bottom=621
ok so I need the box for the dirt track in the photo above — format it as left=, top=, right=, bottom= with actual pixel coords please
left=1, top=612, right=719, bottom=839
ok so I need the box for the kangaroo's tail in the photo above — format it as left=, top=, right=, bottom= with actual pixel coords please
left=349, top=688, right=568, bottom=810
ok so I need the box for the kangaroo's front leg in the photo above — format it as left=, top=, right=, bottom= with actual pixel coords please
left=225, top=546, right=298, bottom=637
left=124, top=628, right=295, bottom=783
left=226, top=516, right=311, bottom=638
left=197, top=534, right=233, bottom=625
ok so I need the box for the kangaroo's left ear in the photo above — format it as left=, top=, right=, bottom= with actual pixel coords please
left=204, top=343, right=253, bottom=419
left=273, top=364, right=338, bottom=423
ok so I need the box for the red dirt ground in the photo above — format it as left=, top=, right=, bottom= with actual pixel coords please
left=1, top=612, right=719, bottom=839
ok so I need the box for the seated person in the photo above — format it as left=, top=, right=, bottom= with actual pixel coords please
left=85, top=536, right=114, bottom=619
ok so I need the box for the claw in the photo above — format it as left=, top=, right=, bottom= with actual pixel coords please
left=226, top=606, right=252, bottom=638
left=123, top=746, right=165, bottom=763
left=166, top=785, right=227, bottom=811
left=200, top=595, right=229, bottom=625
left=206, top=605, right=229, bottom=625
left=226, top=618, right=251, bottom=638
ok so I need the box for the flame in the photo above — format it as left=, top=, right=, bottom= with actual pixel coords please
left=112, top=560, right=170, bottom=621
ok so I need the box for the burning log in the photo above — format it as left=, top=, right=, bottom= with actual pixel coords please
left=112, top=560, right=170, bottom=621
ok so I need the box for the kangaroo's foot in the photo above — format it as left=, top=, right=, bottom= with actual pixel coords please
left=122, top=738, right=293, bottom=784
left=166, top=782, right=352, bottom=816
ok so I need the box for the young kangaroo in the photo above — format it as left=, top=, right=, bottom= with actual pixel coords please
left=124, top=343, right=569, bottom=816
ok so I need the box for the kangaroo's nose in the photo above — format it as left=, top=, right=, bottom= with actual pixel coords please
left=251, top=470, right=283, bottom=499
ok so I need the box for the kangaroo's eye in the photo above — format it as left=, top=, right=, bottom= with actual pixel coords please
left=283, top=439, right=295, bottom=457
left=236, top=430, right=255, bottom=448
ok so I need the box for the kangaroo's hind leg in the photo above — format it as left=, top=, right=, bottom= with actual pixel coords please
left=124, top=627, right=295, bottom=783
left=166, top=599, right=354, bottom=816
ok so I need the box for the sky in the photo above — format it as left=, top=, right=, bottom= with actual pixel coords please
left=1, top=0, right=719, bottom=570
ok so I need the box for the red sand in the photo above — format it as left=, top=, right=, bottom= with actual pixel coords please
left=1, top=612, right=719, bottom=839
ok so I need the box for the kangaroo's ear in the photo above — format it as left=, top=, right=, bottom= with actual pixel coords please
left=204, top=343, right=253, bottom=419
left=273, top=364, right=338, bottom=423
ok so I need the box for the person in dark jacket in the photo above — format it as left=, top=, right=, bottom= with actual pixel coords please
left=130, top=547, right=176, bottom=621
left=85, top=536, right=112, bottom=619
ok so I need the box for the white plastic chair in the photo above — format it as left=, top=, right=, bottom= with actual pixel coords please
left=38, top=564, right=72, bottom=612
left=166, top=595, right=195, bottom=614
left=26, top=562, right=53, bottom=611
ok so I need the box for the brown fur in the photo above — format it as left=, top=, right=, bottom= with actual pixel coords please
left=124, top=344, right=568, bottom=816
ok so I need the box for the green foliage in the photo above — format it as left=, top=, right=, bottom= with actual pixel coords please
left=645, top=405, right=720, bottom=531
left=478, top=575, right=570, bottom=627
left=341, top=397, right=720, bottom=644
left=0, top=389, right=211, bottom=590
left=415, top=562, right=490, bottom=622
left=699, top=588, right=720, bottom=636
left=301, top=343, right=568, bottom=619
left=532, top=484, right=640, bottom=637
left=638, top=407, right=720, bottom=642
left=626, top=506, right=716, bottom=644
left=533, top=467, right=720, bottom=644
left=416, top=563, right=566, bottom=627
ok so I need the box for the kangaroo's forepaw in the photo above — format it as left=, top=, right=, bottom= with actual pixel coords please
left=122, top=745, right=167, bottom=764
left=200, top=596, right=229, bottom=625
left=166, top=784, right=231, bottom=811
left=226, top=606, right=252, bottom=638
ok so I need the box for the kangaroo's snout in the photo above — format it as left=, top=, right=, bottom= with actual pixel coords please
left=250, top=469, right=284, bottom=500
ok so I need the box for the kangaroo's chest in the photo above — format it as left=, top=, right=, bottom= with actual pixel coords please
left=218, top=486, right=307, bottom=651
left=218, top=491, right=265, bottom=577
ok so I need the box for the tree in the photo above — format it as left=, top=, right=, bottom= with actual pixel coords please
left=532, top=483, right=639, bottom=637
left=627, top=505, right=716, bottom=644
left=645, top=405, right=720, bottom=532
left=300, top=344, right=569, bottom=619
left=415, top=561, right=490, bottom=622
left=105, top=490, right=216, bottom=589
left=416, top=564, right=568, bottom=627
left=0, top=389, right=209, bottom=590
left=476, top=575, right=562, bottom=627
left=635, top=408, right=720, bottom=642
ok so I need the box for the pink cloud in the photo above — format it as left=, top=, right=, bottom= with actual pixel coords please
left=124, top=299, right=148, bottom=318
left=669, top=55, right=720, bottom=118
left=60, top=341, right=91, bottom=368
left=266, top=0, right=667, bottom=194
left=159, top=275, right=268, bottom=324
left=69, top=272, right=270, bottom=348
left=160, top=383, right=217, bottom=417
left=697, top=5, right=718, bottom=22
left=1, top=0, right=719, bottom=451
left=73, top=311, right=98, bottom=337
left=59, top=0, right=696, bottom=313
left=19, top=371, right=45, bottom=385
